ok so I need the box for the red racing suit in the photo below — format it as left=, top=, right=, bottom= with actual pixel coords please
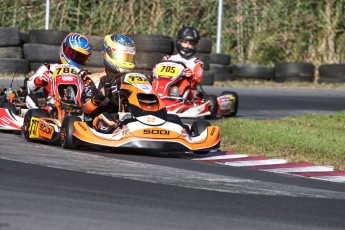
left=156, top=53, right=204, bottom=101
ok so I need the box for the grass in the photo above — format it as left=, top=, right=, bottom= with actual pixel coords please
left=214, top=80, right=345, bottom=89
left=216, top=112, right=345, bottom=170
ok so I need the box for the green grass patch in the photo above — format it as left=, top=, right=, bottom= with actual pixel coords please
left=217, top=112, right=345, bottom=170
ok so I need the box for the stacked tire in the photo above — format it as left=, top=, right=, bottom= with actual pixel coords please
left=318, top=64, right=345, bottom=83
left=231, top=63, right=274, bottom=81
left=23, top=29, right=69, bottom=72
left=274, top=62, right=315, bottom=82
left=209, top=53, right=232, bottom=82
left=196, top=38, right=213, bottom=85
left=84, top=35, right=104, bottom=74
left=0, top=27, right=29, bottom=74
left=128, top=34, right=174, bottom=76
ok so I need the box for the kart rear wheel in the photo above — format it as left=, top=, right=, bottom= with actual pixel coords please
left=221, top=91, right=239, bottom=117
left=191, top=120, right=212, bottom=154
left=61, top=116, right=81, bottom=149
left=1, top=102, right=18, bottom=115
left=22, top=109, right=50, bottom=142
left=203, top=94, right=217, bottom=119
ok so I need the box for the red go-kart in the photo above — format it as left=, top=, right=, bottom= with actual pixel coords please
left=152, top=60, right=238, bottom=119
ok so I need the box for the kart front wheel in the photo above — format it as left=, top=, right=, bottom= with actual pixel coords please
left=61, top=116, right=81, bottom=149
left=22, top=109, right=50, bottom=142
left=191, top=120, right=212, bottom=154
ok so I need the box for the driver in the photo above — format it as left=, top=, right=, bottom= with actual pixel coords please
left=25, top=32, right=92, bottom=112
left=82, top=34, right=136, bottom=134
left=154, top=25, right=204, bottom=103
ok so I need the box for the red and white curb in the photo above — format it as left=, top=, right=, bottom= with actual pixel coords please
left=192, top=151, right=345, bottom=183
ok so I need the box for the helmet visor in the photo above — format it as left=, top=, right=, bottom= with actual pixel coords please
left=106, top=47, right=135, bottom=63
left=181, top=39, right=198, bottom=49
left=63, top=44, right=90, bottom=65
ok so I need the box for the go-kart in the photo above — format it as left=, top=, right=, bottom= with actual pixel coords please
left=22, top=66, right=83, bottom=143
left=151, top=60, right=239, bottom=119
left=0, top=77, right=36, bottom=131
left=61, top=72, right=220, bottom=154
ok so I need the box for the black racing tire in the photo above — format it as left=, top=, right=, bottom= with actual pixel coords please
left=196, top=37, right=212, bottom=53
left=274, top=62, right=315, bottom=82
left=195, top=53, right=210, bottom=70
left=61, top=116, right=81, bottom=149
left=20, top=32, right=29, bottom=44
left=318, top=64, right=345, bottom=83
left=0, top=47, right=23, bottom=59
left=135, top=52, right=166, bottom=69
left=23, top=43, right=60, bottom=62
left=203, top=94, right=217, bottom=119
left=201, top=70, right=215, bottom=86
left=191, top=120, right=212, bottom=154
left=28, top=30, right=69, bottom=45
left=86, top=35, right=103, bottom=51
left=210, top=53, right=231, bottom=65
left=0, top=102, right=18, bottom=115
left=0, top=27, right=21, bottom=46
left=128, top=34, right=173, bottom=54
left=232, top=63, right=274, bottom=80
left=0, top=58, right=29, bottom=74
left=86, top=50, right=103, bottom=67
left=191, top=120, right=211, bottom=135
left=29, top=62, right=45, bottom=72
left=221, top=91, right=239, bottom=117
left=210, top=64, right=232, bottom=82
left=22, top=109, right=50, bottom=142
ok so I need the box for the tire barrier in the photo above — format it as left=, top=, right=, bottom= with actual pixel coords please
left=28, top=30, right=69, bottom=45
left=0, top=27, right=28, bottom=74
left=231, top=63, right=274, bottom=81
left=0, top=27, right=343, bottom=85
left=318, top=64, right=345, bottom=83
left=274, top=62, right=315, bottom=82
left=209, top=53, right=232, bottom=82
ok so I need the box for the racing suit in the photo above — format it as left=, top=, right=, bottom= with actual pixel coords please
left=82, top=71, right=124, bottom=133
left=26, top=63, right=86, bottom=111
left=156, top=53, right=204, bottom=102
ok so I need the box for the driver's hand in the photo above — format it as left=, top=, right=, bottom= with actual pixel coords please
left=183, top=68, right=193, bottom=78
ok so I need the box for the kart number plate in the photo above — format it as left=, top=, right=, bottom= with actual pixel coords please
left=29, top=117, right=40, bottom=138
left=53, top=67, right=78, bottom=78
left=156, top=65, right=182, bottom=78
left=125, top=75, right=150, bottom=84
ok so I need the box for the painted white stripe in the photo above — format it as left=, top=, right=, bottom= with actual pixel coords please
left=193, top=154, right=248, bottom=161
left=221, top=159, right=288, bottom=167
left=312, top=176, right=345, bottom=183
left=263, top=166, right=334, bottom=173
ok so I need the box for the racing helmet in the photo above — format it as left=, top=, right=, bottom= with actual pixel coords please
left=60, top=32, right=92, bottom=69
left=176, top=26, right=200, bottom=58
left=102, top=34, right=135, bottom=73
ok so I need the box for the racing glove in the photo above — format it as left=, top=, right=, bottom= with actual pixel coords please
left=79, top=69, right=91, bottom=82
left=91, top=83, right=112, bottom=106
left=34, top=73, right=49, bottom=87
left=183, top=68, right=193, bottom=78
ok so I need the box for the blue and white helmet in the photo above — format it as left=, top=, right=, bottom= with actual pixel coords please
left=60, top=32, right=92, bottom=69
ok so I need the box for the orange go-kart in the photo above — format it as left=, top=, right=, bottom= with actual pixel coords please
left=22, top=66, right=83, bottom=143
left=62, top=72, right=220, bottom=154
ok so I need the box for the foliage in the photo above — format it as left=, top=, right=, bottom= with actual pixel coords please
left=0, top=0, right=344, bottom=65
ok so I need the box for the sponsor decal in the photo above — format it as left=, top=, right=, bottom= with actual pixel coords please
left=143, top=129, right=170, bottom=135
left=78, top=122, right=87, bottom=131
left=39, top=122, right=54, bottom=139
left=210, top=127, right=216, bottom=136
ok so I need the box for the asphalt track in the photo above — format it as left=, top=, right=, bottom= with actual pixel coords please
left=1, top=83, right=345, bottom=229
